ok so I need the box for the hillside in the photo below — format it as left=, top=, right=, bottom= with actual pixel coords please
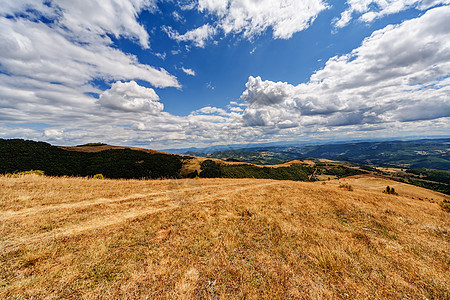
left=186, top=139, right=450, bottom=170
left=1, top=174, right=448, bottom=299
left=0, top=139, right=366, bottom=182
left=1, top=139, right=448, bottom=196
left=0, top=139, right=184, bottom=179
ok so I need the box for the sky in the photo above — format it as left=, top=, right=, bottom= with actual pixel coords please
left=1, top=0, right=449, bottom=150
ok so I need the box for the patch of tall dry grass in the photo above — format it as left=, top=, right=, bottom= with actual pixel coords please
left=0, top=174, right=448, bottom=299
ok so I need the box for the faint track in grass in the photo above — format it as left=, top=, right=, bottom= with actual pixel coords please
left=0, top=181, right=257, bottom=221
left=0, top=181, right=279, bottom=253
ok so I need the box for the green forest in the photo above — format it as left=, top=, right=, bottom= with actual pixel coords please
left=198, top=160, right=364, bottom=181
left=0, top=139, right=182, bottom=179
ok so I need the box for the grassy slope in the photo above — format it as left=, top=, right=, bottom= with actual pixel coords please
left=0, top=175, right=449, bottom=299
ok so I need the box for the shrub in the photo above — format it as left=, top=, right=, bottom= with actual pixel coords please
left=439, top=200, right=450, bottom=212
left=22, top=170, right=45, bottom=176
left=220, top=164, right=310, bottom=181
left=338, top=183, right=353, bottom=191
left=6, top=169, right=45, bottom=177
left=93, top=173, right=104, bottom=179
left=383, top=186, right=398, bottom=195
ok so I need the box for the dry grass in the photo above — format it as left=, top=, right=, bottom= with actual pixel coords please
left=179, top=157, right=205, bottom=176
left=316, top=175, right=338, bottom=181
left=328, top=175, right=448, bottom=203
left=0, top=174, right=449, bottom=299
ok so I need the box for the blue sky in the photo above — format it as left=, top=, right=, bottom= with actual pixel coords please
left=1, top=0, right=449, bottom=149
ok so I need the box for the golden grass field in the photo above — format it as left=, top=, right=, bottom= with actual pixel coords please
left=0, top=174, right=449, bottom=299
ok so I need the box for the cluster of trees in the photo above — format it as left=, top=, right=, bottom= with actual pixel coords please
left=402, top=168, right=450, bottom=195
left=0, top=139, right=182, bottom=179
left=405, top=168, right=450, bottom=184
left=198, top=160, right=367, bottom=181
left=407, top=179, right=449, bottom=195
left=383, top=186, right=398, bottom=195
left=316, top=166, right=364, bottom=178
left=199, top=160, right=312, bottom=181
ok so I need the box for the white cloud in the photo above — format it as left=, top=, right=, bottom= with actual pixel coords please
left=0, top=1, right=56, bottom=19
left=199, top=0, right=328, bottom=39
left=181, top=67, right=196, bottom=76
left=229, top=106, right=243, bottom=112
left=0, top=0, right=157, bottom=48
left=334, top=0, right=450, bottom=28
left=99, top=81, right=163, bottom=114
left=155, top=52, right=166, bottom=60
left=241, top=76, right=294, bottom=106
left=172, top=11, right=184, bottom=22
left=0, top=18, right=179, bottom=88
left=419, top=0, right=450, bottom=9
left=163, top=24, right=216, bottom=48
left=0, top=1, right=182, bottom=147
left=240, top=6, right=450, bottom=130
left=44, top=128, right=64, bottom=140
left=167, top=0, right=327, bottom=47
left=0, top=1, right=180, bottom=138
left=192, top=106, right=229, bottom=116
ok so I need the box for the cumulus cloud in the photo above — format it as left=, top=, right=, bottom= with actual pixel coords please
left=0, top=1, right=184, bottom=147
left=199, top=0, right=328, bottom=39
left=241, top=76, right=294, bottom=106
left=0, top=1, right=181, bottom=141
left=334, top=0, right=450, bottom=28
left=0, top=19, right=179, bottom=87
left=240, top=6, right=450, bottom=130
left=0, top=0, right=157, bottom=48
left=0, top=73, right=98, bottom=124
left=166, top=0, right=327, bottom=47
left=99, top=81, right=163, bottom=114
left=0, top=18, right=179, bottom=88
left=181, top=67, right=196, bottom=76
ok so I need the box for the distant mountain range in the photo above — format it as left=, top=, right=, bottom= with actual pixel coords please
left=162, top=136, right=450, bottom=154
left=183, top=138, right=450, bottom=171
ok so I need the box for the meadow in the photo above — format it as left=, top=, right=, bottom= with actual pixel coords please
left=0, top=174, right=449, bottom=299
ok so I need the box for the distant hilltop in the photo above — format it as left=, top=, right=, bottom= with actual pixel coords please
left=1, top=138, right=448, bottom=195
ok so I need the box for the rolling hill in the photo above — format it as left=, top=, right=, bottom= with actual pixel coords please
left=0, top=174, right=448, bottom=298
left=185, top=138, right=450, bottom=170
left=0, top=139, right=366, bottom=182
left=0, top=139, right=183, bottom=179
left=2, top=138, right=449, bottom=195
